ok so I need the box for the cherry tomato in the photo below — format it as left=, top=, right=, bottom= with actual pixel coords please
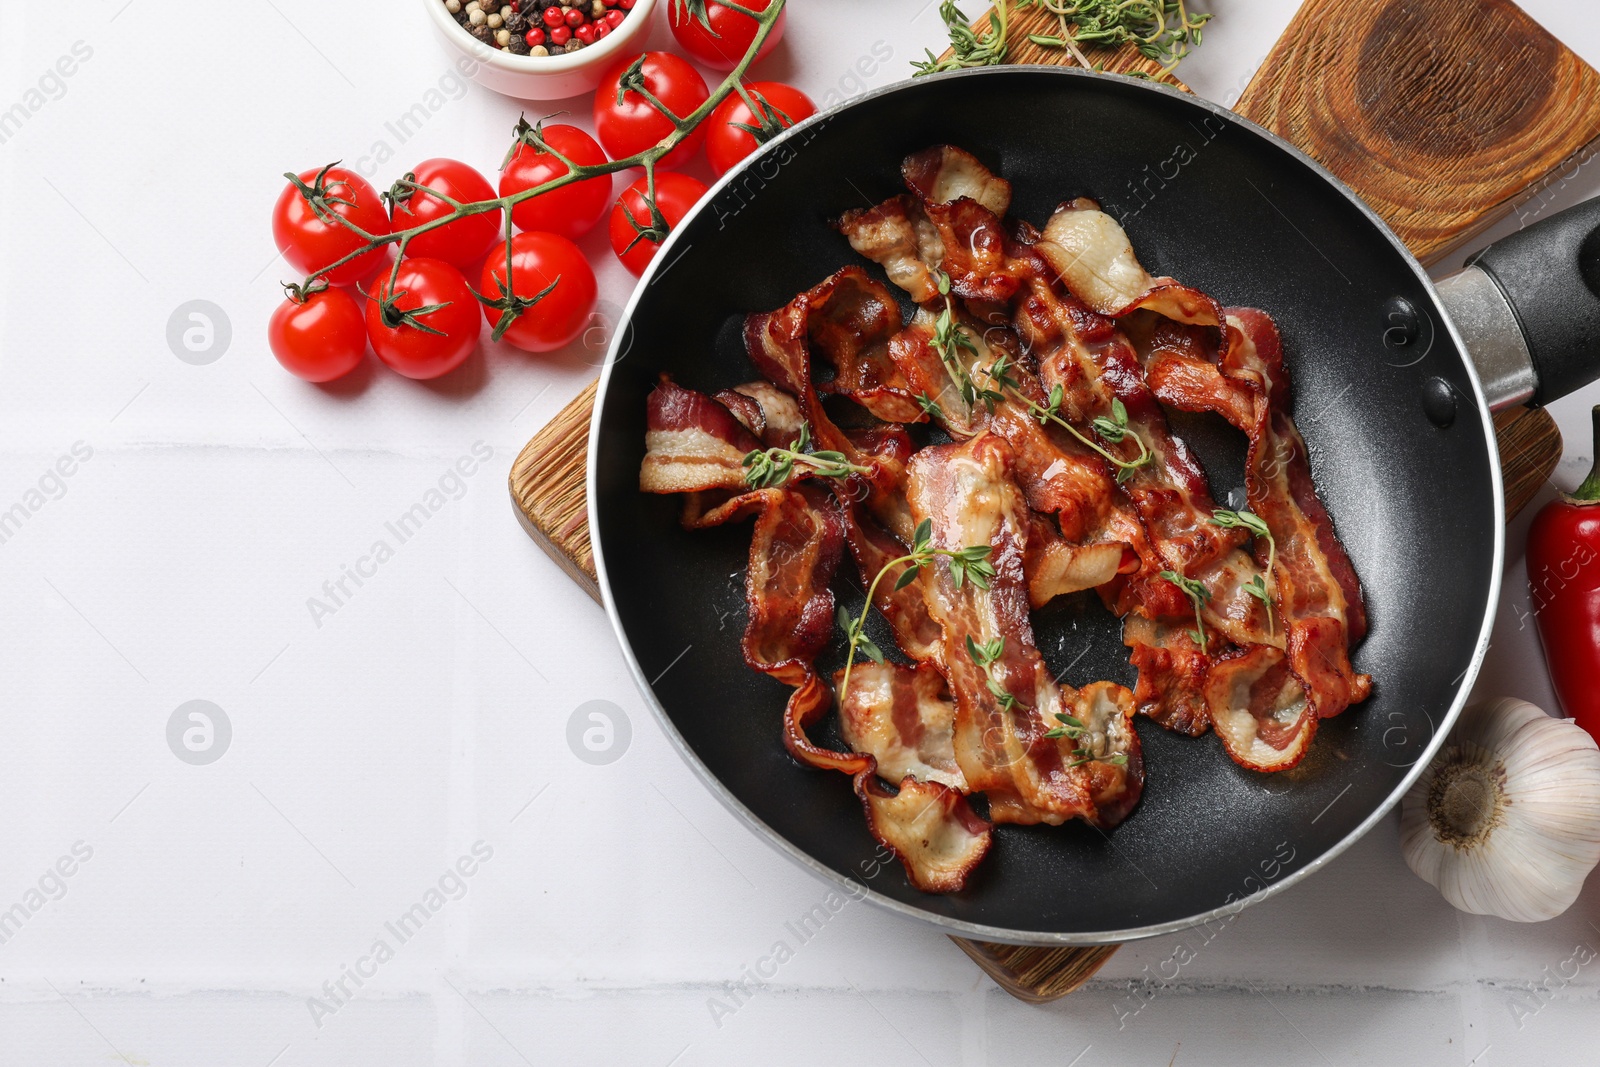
left=608, top=172, right=708, bottom=277
left=387, top=158, right=501, bottom=269
left=594, top=52, right=709, bottom=171
left=268, top=287, right=367, bottom=383
left=272, top=165, right=392, bottom=287
left=479, top=233, right=598, bottom=353
left=365, top=258, right=481, bottom=380
left=668, top=0, right=785, bottom=70
left=500, top=123, right=613, bottom=241
left=705, top=82, right=818, bottom=178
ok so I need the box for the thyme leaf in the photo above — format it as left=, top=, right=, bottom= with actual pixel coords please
left=1210, top=508, right=1276, bottom=633
left=741, top=423, right=872, bottom=489
left=1160, top=568, right=1212, bottom=655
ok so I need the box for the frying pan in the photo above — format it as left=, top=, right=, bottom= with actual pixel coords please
left=588, top=66, right=1600, bottom=944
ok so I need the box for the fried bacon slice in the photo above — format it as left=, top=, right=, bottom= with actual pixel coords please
left=836, top=195, right=946, bottom=304
left=1037, top=199, right=1225, bottom=329
left=1122, top=615, right=1211, bottom=737
left=673, top=482, right=843, bottom=686
left=857, top=774, right=992, bottom=893
left=714, top=381, right=805, bottom=448
left=1144, top=308, right=1372, bottom=722
left=1206, top=644, right=1317, bottom=772
left=903, top=144, right=1013, bottom=218
left=836, top=660, right=965, bottom=789
left=1025, top=512, right=1129, bottom=610
left=745, top=268, right=916, bottom=539
left=840, top=499, right=945, bottom=666
left=807, top=267, right=927, bottom=424
left=907, top=434, right=1142, bottom=827
left=640, top=377, right=760, bottom=495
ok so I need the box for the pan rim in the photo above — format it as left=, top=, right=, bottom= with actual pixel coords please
left=586, top=64, right=1506, bottom=945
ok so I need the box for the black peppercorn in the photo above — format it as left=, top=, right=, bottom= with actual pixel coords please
left=507, top=33, right=531, bottom=54
left=469, top=22, right=495, bottom=44
left=547, top=42, right=565, bottom=55
left=505, top=11, right=527, bottom=33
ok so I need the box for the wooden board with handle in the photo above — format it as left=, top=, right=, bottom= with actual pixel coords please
left=510, top=0, right=1580, bottom=1003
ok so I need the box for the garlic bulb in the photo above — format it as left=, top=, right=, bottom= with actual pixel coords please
left=1400, top=697, right=1600, bottom=922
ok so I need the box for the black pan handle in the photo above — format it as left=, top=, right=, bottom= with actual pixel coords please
left=1462, top=197, right=1600, bottom=407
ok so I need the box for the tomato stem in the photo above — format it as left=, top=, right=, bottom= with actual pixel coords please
left=287, top=0, right=786, bottom=316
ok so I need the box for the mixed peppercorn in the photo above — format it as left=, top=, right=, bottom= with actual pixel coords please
left=443, top=0, right=638, bottom=56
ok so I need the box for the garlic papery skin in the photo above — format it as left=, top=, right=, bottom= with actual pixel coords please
left=1400, top=697, right=1600, bottom=923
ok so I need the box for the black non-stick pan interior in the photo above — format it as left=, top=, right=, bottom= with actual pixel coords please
left=592, top=68, right=1500, bottom=940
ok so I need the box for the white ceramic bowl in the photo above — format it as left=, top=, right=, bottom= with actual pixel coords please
left=421, top=0, right=659, bottom=101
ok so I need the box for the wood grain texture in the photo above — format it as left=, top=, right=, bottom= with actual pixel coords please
left=951, top=939, right=1121, bottom=1003
left=510, top=0, right=1571, bottom=1003
left=509, top=379, right=600, bottom=602
left=1233, top=0, right=1600, bottom=265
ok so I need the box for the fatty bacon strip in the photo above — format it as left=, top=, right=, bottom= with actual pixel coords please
left=837, top=145, right=1369, bottom=770
left=905, top=434, right=1143, bottom=827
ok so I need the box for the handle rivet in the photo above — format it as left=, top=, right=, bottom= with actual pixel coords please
left=1421, top=376, right=1457, bottom=428
left=1383, top=296, right=1421, bottom=348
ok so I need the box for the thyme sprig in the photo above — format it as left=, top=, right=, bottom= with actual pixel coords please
left=929, top=272, right=991, bottom=412
left=1160, top=569, right=1212, bottom=654
left=836, top=519, right=995, bottom=706
left=1210, top=508, right=1276, bottom=633
left=741, top=424, right=871, bottom=489
left=283, top=0, right=786, bottom=338
left=912, top=0, right=1210, bottom=81
left=1001, top=375, right=1154, bottom=482
left=1022, top=0, right=1211, bottom=78
left=1043, top=710, right=1130, bottom=768
left=912, top=1, right=1011, bottom=76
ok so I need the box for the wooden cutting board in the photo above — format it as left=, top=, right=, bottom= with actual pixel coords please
left=511, top=0, right=1581, bottom=1001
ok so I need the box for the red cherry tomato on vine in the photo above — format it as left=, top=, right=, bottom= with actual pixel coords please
left=499, top=123, right=613, bottom=241
left=272, top=165, right=392, bottom=287
left=593, top=52, right=709, bottom=171
left=705, top=82, right=817, bottom=178
left=388, top=158, right=501, bottom=269
left=268, top=286, right=368, bottom=383
left=609, top=172, right=708, bottom=277
left=479, top=233, right=598, bottom=353
left=668, top=0, right=785, bottom=70
left=365, top=258, right=481, bottom=380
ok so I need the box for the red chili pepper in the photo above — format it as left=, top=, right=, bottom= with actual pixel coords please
left=1528, top=405, right=1600, bottom=739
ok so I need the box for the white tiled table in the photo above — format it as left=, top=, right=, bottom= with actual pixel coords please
left=3, top=2, right=1599, bottom=1063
